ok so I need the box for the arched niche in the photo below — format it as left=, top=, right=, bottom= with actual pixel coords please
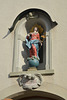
left=9, top=8, right=58, bottom=76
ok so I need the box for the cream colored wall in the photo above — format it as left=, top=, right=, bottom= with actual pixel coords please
left=0, top=0, right=67, bottom=99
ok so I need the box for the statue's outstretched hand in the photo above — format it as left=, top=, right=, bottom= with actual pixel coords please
left=41, top=42, right=42, bottom=46
left=27, top=34, right=30, bottom=36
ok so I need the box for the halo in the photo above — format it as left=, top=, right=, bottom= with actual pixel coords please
left=30, top=24, right=44, bottom=35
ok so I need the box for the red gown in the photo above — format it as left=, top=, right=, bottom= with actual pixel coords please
left=26, top=32, right=40, bottom=57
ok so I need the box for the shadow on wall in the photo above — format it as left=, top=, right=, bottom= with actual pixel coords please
left=2, top=30, right=11, bottom=39
left=21, top=41, right=29, bottom=71
left=3, top=8, right=58, bottom=39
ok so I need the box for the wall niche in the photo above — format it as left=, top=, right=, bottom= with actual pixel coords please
left=9, top=8, right=57, bottom=76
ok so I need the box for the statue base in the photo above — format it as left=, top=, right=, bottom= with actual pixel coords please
left=28, top=67, right=37, bottom=71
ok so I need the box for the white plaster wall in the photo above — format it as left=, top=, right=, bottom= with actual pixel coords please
left=0, top=0, right=67, bottom=99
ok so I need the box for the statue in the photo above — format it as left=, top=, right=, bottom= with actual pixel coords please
left=25, top=27, right=42, bottom=68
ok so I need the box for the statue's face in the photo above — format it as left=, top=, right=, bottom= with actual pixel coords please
left=34, top=27, right=38, bottom=31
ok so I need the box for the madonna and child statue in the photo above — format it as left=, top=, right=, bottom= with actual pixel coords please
left=25, top=27, right=42, bottom=70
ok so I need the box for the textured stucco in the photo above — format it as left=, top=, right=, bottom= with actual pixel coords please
left=0, top=0, right=67, bottom=99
